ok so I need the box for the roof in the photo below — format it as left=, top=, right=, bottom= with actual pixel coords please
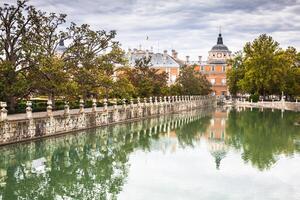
left=210, top=33, right=230, bottom=52
left=128, top=50, right=181, bottom=68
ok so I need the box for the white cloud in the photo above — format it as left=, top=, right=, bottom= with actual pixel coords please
left=2, top=0, right=300, bottom=60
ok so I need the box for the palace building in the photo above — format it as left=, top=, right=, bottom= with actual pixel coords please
left=193, top=32, right=232, bottom=96
left=127, top=48, right=183, bottom=85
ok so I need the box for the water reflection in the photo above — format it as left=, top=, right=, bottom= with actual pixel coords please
left=0, top=107, right=299, bottom=199
left=226, top=107, right=300, bottom=170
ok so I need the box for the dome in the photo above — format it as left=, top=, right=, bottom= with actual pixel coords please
left=211, top=44, right=229, bottom=51
left=210, top=33, right=229, bottom=51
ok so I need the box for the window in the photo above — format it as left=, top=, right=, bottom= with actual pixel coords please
left=221, top=79, right=226, bottom=85
left=171, top=75, right=176, bottom=83
left=211, top=66, right=215, bottom=71
left=201, top=66, right=204, bottom=71
left=210, top=131, right=214, bottom=139
left=222, top=66, right=226, bottom=72
left=210, top=79, right=215, bottom=85
left=221, top=131, right=225, bottom=139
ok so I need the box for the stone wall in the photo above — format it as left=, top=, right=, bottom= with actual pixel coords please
left=0, top=96, right=215, bottom=145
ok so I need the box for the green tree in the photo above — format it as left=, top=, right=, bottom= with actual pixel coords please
left=65, top=23, right=126, bottom=99
left=174, top=65, right=211, bottom=95
left=226, top=34, right=300, bottom=98
left=125, top=56, right=168, bottom=97
left=226, top=51, right=245, bottom=97
left=0, top=0, right=41, bottom=111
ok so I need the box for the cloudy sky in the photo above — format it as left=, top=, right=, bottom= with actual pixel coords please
left=4, top=0, right=300, bottom=60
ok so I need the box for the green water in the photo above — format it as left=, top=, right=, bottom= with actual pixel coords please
left=0, top=107, right=299, bottom=200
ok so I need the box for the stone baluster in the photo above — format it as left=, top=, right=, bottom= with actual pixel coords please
left=130, top=98, right=134, bottom=118
left=64, top=101, right=70, bottom=115
left=137, top=97, right=140, bottom=106
left=154, top=96, right=158, bottom=105
left=144, top=97, right=147, bottom=106
left=168, top=96, right=171, bottom=104
left=112, top=98, right=119, bottom=122
left=149, top=97, right=153, bottom=105
left=47, top=99, right=53, bottom=116
left=0, top=102, right=8, bottom=121
left=130, top=98, right=134, bottom=107
left=175, top=96, right=178, bottom=102
left=113, top=98, right=118, bottom=109
left=26, top=101, right=33, bottom=119
left=164, top=96, right=167, bottom=104
left=92, top=98, right=97, bottom=112
left=103, top=98, right=108, bottom=111
left=122, top=98, right=127, bottom=109
left=79, top=99, right=84, bottom=113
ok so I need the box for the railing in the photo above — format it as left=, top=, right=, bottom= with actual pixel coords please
left=0, top=95, right=216, bottom=145
left=232, top=99, right=300, bottom=111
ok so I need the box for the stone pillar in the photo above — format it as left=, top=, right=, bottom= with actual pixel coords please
left=79, top=99, right=84, bottom=113
left=154, top=96, right=158, bottom=105
left=149, top=97, right=153, bottom=115
left=0, top=102, right=8, bottom=121
left=112, top=98, right=119, bottom=122
left=103, top=98, right=108, bottom=111
left=92, top=98, right=97, bottom=112
left=47, top=99, right=53, bottom=117
left=122, top=98, right=127, bottom=109
left=26, top=101, right=33, bottom=119
left=130, top=98, right=134, bottom=118
left=113, top=98, right=118, bottom=109
left=137, top=97, right=140, bottom=106
left=64, top=101, right=70, bottom=115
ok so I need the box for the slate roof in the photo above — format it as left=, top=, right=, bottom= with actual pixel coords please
left=127, top=50, right=181, bottom=68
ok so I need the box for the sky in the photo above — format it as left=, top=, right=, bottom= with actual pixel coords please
left=3, top=0, right=300, bottom=60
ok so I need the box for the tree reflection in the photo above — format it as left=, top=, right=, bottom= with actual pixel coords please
left=0, top=110, right=211, bottom=199
left=226, top=108, right=300, bottom=170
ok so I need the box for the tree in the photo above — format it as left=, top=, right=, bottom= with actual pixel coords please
left=125, top=56, right=168, bottom=97
left=226, top=51, right=245, bottom=97
left=24, top=11, right=71, bottom=106
left=226, top=34, right=300, bottom=99
left=174, top=65, right=211, bottom=95
left=0, top=0, right=41, bottom=110
left=65, top=23, right=125, bottom=99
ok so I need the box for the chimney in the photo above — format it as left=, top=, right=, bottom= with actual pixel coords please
left=186, top=56, right=190, bottom=63
left=172, top=49, right=178, bottom=59
left=163, top=50, right=168, bottom=60
left=146, top=49, right=149, bottom=59
left=198, top=56, right=202, bottom=63
left=128, top=48, right=132, bottom=59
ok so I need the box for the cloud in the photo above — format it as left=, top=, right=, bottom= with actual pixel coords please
left=2, top=0, right=300, bottom=60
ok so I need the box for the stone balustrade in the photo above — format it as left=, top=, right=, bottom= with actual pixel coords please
left=0, top=95, right=216, bottom=145
left=233, top=99, right=300, bottom=112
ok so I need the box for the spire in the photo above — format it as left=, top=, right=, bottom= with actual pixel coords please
left=217, top=32, right=223, bottom=45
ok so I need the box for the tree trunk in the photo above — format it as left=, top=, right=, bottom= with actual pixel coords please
left=8, top=96, right=16, bottom=113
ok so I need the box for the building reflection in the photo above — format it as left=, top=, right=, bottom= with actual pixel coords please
left=204, top=108, right=228, bottom=170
